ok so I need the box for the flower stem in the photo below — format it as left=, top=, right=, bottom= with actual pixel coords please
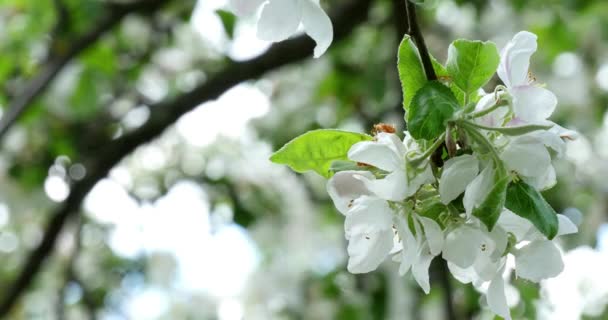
left=470, top=101, right=506, bottom=119
left=457, top=120, right=501, bottom=163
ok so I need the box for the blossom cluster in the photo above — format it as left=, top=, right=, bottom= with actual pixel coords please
left=324, top=31, right=578, bottom=319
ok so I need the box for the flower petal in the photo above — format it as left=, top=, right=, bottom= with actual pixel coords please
left=510, top=85, right=557, bottom=123
left=300, top=0, right=333, bottom=58
left=447, top=262, right=476, bottom=284
left=327, top=171, right=374, bottom=215
left=348, top=133, right=404, bottom=172
left=501, top=136, right=552, bottom=186
left=344, top=197, right=394, bottom=273
left=496, top=209, right=533, bottom=241
left=442, top=225, right=486, bottom=268
left=356, top=170, right=408, bottom=201
left=487, top=271, right=512, bottom=320
left=515, top=240, right=564, bottom=282
left=463, top=164, right=494, bottom=217
left=439, top=154, right=480, bottom=204
left=395, top=215, right=417, bottom=275
left=556, top=214, right=578, bottom=236
left=498, top=31, right=537, bottom=88
left=229, top=0, right=267, bottom=16
left=418, top=216, right=444, bottom=256
left=256, top=0, right=301, bottom=43
left=412, top=245, right=435, bottom=294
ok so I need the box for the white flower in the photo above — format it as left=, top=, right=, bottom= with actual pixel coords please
left=500, top=135, right=556, bottom=190
left=497, top=31, right=557, bottom=124
left=228, top=0, right=333, bottom=58
left=327, top=171, right=395, bottom=273
left=439, top=154, right=480, bottom=204
left=497, top=210, right=577, bottom=282
left=394, top=213, right=444, bottom=294
left=348, top=132, right=434, bottom=201
left=344, top=195, right=395, bottom=273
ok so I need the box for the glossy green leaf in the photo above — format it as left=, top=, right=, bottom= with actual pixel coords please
left=407, top=81, right=459, bottom=140
left=472, top=164, right=509, bottom=231
left=446, top=39, right=500, bottom=94
left=398, top=35, right=427, bottom=112
left=505, top=180, right=559, bottom=239
left=270, top=130, right=373, bottom=178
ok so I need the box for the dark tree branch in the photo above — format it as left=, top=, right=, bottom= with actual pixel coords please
left=404, top=0, right=436, bottom=81
left=403, top=2, right=456, bottom=319
left=0, top=0, right=171, bottom=142
left=0, top=0, right=373, bottom=316
left=50, top=0, right=70, bottom=40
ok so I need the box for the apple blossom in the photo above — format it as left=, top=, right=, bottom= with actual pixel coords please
left=228, top=0, right=333, bottom=58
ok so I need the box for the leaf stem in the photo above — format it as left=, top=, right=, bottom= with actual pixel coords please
left=470, top=100, right=506, bottom=119
left=458, top=121, right=501, bottom=163
left=409, top=132, right=446, bottom=166
left=461, top=119, right=553, bottom=135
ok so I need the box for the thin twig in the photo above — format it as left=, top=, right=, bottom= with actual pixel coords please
left=404, top=0, right=437, bottom=81
left=0, top=0, right=374, bottom=316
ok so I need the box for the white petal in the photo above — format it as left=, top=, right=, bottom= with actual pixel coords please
left=556, top=214, right=578, bottom=236
left=412, top=246, right=435, bottom=294
left=347, top=229, right=394, bottom=273
left=408, top=164, right=435, bottom=196
left=487, top=271, right=512, bottom=320
left=447, top=262, right=476, bottom=284
left=229, top=0, right=266, bottom=16
left=463, top=164, right=494, bottom=216
left=529, top=165, right=556, bottom=191
left=327, top=171, right=374, bottom=215
left=515, top=240, right=564, bottom=282
left=442, top=225, right=486, bottom=268
left=501, top=136, right=552, bottom=179
left=356, top=170, right=408, bottom=201
left=488, top=226, right=509, bottom=261
left=417, top=216, right=444, bottom=256
left=344, top=196, right=393, bottom=239
left=496, top=209, right=533, bottom=241
left=510, top=85, right=557, bottom=123
left=498, top=31, right=537, bottom=88
left=348, top=133, right=404, bottom=172
left=439, top=154, right=480, bottom=204
left=256, top=0, right=301, bottom=42
left=528, top=124, right=569, bottom=158
left=344, top=196, right=394, bottom=273
left=395, top=216, right=417, bottom=275
left=300, top=0, right=333, bottom=58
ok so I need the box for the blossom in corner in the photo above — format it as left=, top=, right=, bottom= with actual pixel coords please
left=228, top=0, right=333, bottom=58
left=497, top=31, right=557, bottom=124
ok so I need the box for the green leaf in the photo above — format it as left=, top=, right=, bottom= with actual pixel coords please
left=270, top=130, right=373, bottom=178
left=446, top=39, right=500, bottom=94
left=407, top=81, right=459, bottom=140
left=398, top=35, right=427, bottom=112
left=505, top=180, right=559, bottom=239
left=216, top=9, right=237, bottom=39
left=472, top=164, right=509, bottom=231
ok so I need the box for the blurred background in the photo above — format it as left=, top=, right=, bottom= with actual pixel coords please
left=0, top=0, right=607, bottom=319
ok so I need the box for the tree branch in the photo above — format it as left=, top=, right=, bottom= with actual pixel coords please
left=0, top=0, right=373, bottom=316
left=404, top=0, right=436, bottom=81
left=0, top=0, right=171, bottom=142
left=403, top=2, right=456, bottom=319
